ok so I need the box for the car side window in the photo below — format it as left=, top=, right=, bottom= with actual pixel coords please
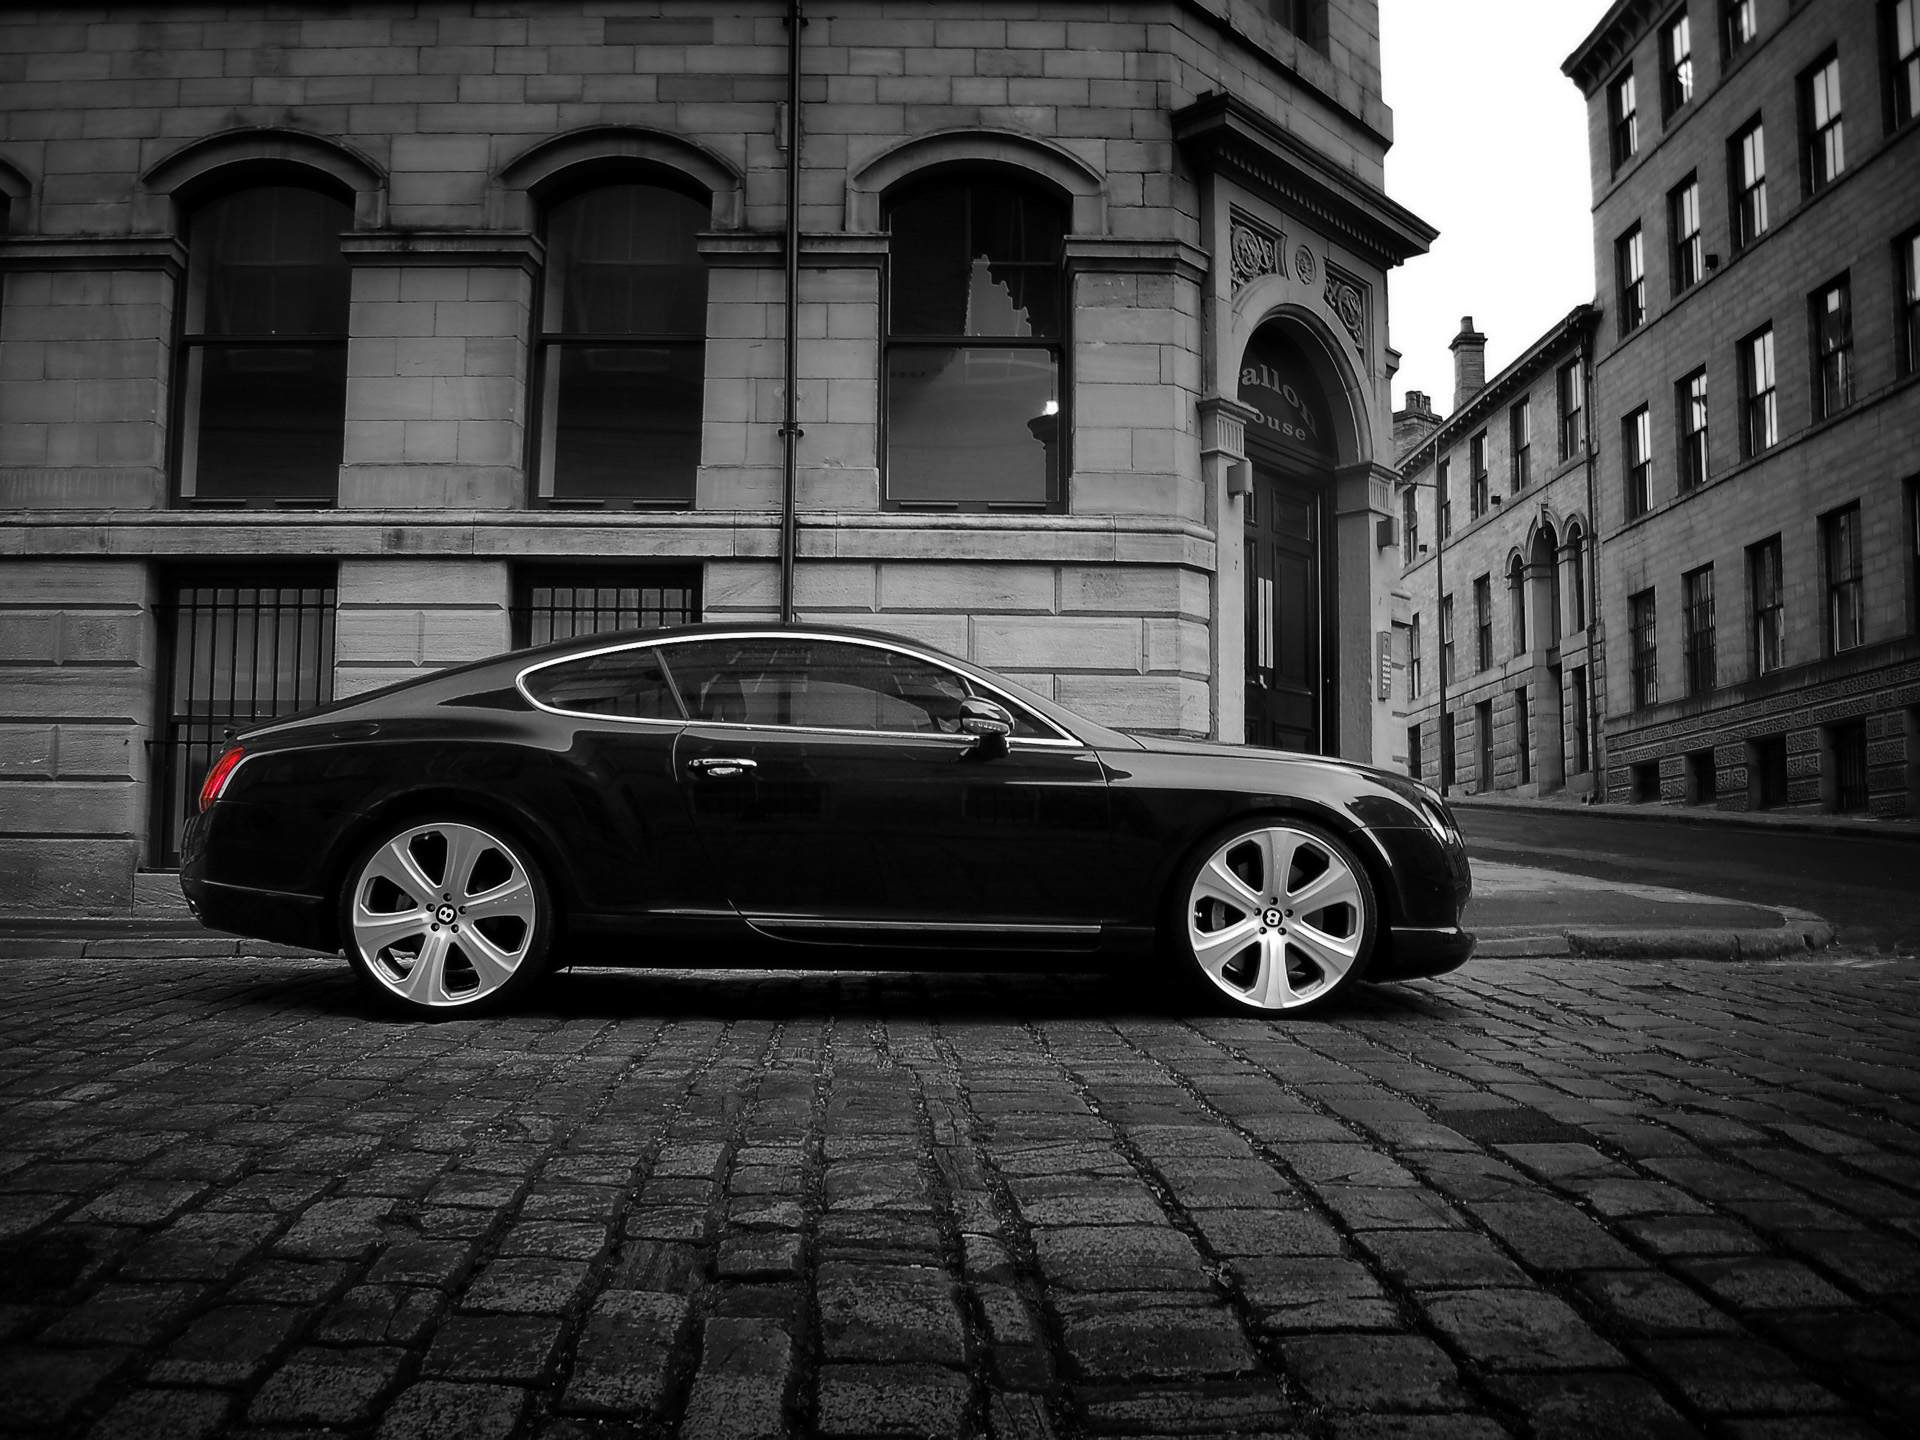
left=522, top=647, right=683, bottom=720
left=660, top=637, right=1060, bottom=737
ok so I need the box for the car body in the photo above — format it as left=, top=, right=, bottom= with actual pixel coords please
left=181, top=623, right=1472, bottom=1016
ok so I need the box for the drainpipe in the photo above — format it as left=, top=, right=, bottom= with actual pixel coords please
left=778, top=0, right=805, bottom=622
left=1581, top=321, right=1603, bottom=798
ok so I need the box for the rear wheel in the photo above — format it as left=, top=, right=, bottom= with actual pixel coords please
left=1172, top=819, right=1377, bottom=1015
left=339, top=818, right=552, bottom=1018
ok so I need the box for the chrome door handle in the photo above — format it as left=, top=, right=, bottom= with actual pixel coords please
left=687, top=757, right=757, bottom=777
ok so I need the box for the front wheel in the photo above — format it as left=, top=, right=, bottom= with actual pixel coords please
left=1172, top=819, right=1377, bottom=1015
left=339, top=818, right=553, bottom=1018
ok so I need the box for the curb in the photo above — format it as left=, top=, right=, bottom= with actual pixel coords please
left=1451, top=796, right=1920, bottom=844
left=1473, top=907, right=1836, bottom=961
left=0, top=936, right=330, bottom=960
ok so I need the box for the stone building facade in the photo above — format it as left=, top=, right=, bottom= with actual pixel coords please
left=1566, top=0, right=1920, bottom=816
left=1391, top=310, right=1604, bottom=799
left=0, top=1, right=1432, bottom=917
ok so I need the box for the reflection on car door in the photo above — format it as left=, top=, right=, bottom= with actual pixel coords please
left=661, top=636, right=1112, bottom=945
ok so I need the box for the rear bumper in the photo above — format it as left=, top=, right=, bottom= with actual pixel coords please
left=181, top=870, right=337, bottom=953
left=1370, top=925, right=1475, bottom=982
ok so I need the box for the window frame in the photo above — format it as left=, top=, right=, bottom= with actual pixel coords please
left=1678, top=367, right=1710, bottom=491
left=1624, top=404, right=1654, bottom=519
left=1724, top=0, right=1757, bottom=64
left=1811, top=274, right=1855, bottom=421
left=1410, top=611, right=1424, bottom=697
left=1469, top=431, right=1489, bottom=520
left=1618, top=223, right=1647, bottom=334
left=1438, top=456, right=1453, bottom=539
left=1662, top=8, right=1695, bottom=119
left=1473, top=573, right=1493, bottom=673
left=882, top=174, right=1070, bottom=515
left=510, top=565, right=702, bottom=649
left=1507, top=553, right=1527, bottom=657
left=1401, top=484, right=1419, bottom=566
left=1509, top=397, right=1531, bottom=492
left=1629, top=588, right=1659, bottom=710
left=1890, top=0, right=1920, bottom=131
left=1566, top=523, right=1589, bottom=632
left=1801, top=50, right=1846, bottom=196
left=1669, top=174, right=1703, bottom=293
left=1557, top=360, right=1585, bottom=461
left=1748, top=534, right=1784, bottom=675
left=1897, top=228, right=1920, bottom=376
left=1740, top=325, right=1778, bottom=456
left=1610, top=68, right=1640, bottom=170
left=1683, top=563, right=1716, bottom=696
left=1823, top=502, right=1865, bottom=654
left=1730, top=116, right=1769, bottom=250
left=1441, top=593, right=1456, bottom=687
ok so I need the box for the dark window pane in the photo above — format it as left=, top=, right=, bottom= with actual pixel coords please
left=546, top=184, right=708, bottom=336
left=544, top=342, right=703, bottom=501
left=889, top=184, right=1062, bottom=338
left=185, top=342, right=347, bottom=499
left=524, top=648, right=681, bottom=719
left=188, top=187, right=353, bottom=337
left=887, top=346, right=1059, bottom=506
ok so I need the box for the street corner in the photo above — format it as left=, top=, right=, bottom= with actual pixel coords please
left=1464, top=861, right=1838, bottom=961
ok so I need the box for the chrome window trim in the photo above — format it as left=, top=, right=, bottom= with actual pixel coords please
left=514, top=630, right=1086, bottom=746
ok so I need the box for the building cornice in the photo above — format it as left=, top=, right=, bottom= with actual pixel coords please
left=1171, top=92, right=1436, bottom=270
left=1563, top=0, right=1668, bottom=94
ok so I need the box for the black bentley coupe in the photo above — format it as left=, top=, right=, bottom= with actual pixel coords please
left=181, top=624, right=1473, bottom=1018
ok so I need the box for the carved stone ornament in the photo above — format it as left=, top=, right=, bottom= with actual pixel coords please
left=1229, top=219, right=1282, bottom=290
left=1293, top=245, right=1316, bottom=285
left=1323, top=269, right=1366, bottom=347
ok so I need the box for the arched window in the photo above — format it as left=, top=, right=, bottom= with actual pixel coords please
left=1564, top=524, right=1588, bottom=632
left=884, top=177, right=1066, bottom=511
left=176, top=184, right=352, bottom=504
left=1508, top=554, right=1528, bottom=656
left=535, top=181, right=707, bottom=506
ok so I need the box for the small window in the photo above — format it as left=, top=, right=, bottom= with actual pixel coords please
left=522, top=647, right=682, bottom=721
left=1407, top=722, right=1422, bottom=781
left=175, top=186, right=353, bottom=506
left=1438, top=457, right=1454, bottom=539
left=1441, top=593, right=1456, bottom=687
left=1508, top=553, right=1527, bottom=656
left=1557, top=360, right=1585, bottom=461
left=1514, top=687, right=1532, bottom=785
left=1824, top=503, right=1864, bottom=653
left=1684, top=563, right=1716, bottom=695
left=1566, top=524, right=1588, bottom=631
left=1730, top=118, right=1768, bottom=249
left=1812, top=276, right=1854, bottom=420
left=1440, top=710, right=1457, bottom=790
left=1749, top=534, right=1783, bottom=674
left=1401, top=485, right=1419, bottom=565
left=1901, top=230, right=1920, bottom=375
left=1624, top=404, right=1653, bottom=519
left=1269, top=0, right=1329, bottom=53
left=511, top=568, right=701, bottom=648
left=1469, top=431, right=1489, bottom=520
left=1610, top=70, right=1640, bottom=170
left=1473, top=574, right=1492, bottom=673
left=1802, top=52, right=1846, bottom=195
left=1669, top=175, right=1703, bottom=293
left=1509, top=397, right=1531, bottom=491
left=1678, top=368, right=1710, bottom=491
left=1664, top=10, right=1695, bottom=117
left=1892, top=0, right=1920, bottom=129
left=1629, top=588, right=1658, bottom=709
left=1570, top=665, right=1590, bottom=772
left=1724, top=0, right=1757, bottom=61
left=1475, top=699, right=1494, bottom=790
left=535, top=182, right=709, bottom=507
left=1410, top=612, right=1423, bottom=697
left=1740, top=326, right=1777, bottom=456
left=1618, top=225, right=1647, bottom=334
left=886, top=178, right=1067, bottom=512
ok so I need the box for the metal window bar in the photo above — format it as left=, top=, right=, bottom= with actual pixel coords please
left=511, top=579, right=699, bottom=648
left=152, top=580, right=336, bottom=866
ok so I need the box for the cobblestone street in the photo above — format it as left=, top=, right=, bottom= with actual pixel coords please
left=3, top=952, right=1918, bottom=1440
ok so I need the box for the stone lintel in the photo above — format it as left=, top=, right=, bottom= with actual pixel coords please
left=339, top=230, right=544, bottom=271
left=1063, top=237, right=1209, bottom=285
left=0, top=235, right=187, bottom=275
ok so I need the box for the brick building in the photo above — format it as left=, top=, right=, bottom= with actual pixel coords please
left=0, top=1, right=1433, bottom=917
left=1565, top=0, right=1920, bottom=815
left=1391, top=310, right=1604, bottom=799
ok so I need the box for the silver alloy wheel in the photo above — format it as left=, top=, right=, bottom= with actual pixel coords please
left=348, top=821, right=539, bottom=1009
left=1185, top=823, right=1370, bottom=1011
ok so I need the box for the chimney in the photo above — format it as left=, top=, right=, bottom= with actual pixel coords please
left=1450, top=315, right=1487, bottom=411
left=1393, top=389, right=1441, bottom=462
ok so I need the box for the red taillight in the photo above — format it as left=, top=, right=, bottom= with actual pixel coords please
left=198, top=746, right=245, bottom=812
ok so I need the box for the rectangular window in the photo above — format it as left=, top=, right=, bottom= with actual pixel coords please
left=1724, top=0, right=1757, bottom=60
left=1401, top=484, right=1418, bottom=565
left=1893, top=0, right=1920, bottom=128
left=510, top=567, right=701, bottom=648
left=1731, top=118, right=1768, bottom=249
left=1678, top=369, right=1710, bottom=491
left=153, top=572, right=337, bottom=865
left=1741, top=326, right=1777, bottom=455
left=1670, top=175, right=1703, bottom=292
left=1475, top=699, right=1494, bottom=790
left=1469, top=431, right=1489, bottom=519
left=1567, top=526, right=1588, bottom=631
left=1509, top=398, right=1531, bottom=491
left=1824, top=503, right=1864, bottom=653
left=1830, top=720, right=1869, bottom=813
left=1440, top=710, right=1456, bottom=790
left=1570, top=665, right=1590, bottom=772
left=1749, top=534, right=1783, bottom=674
left=1441, top=594, right=1456, bottom=687
left=1610, top=70, right=1640, bottom=169
left=1630, top=588, right=1658, bottom=709
left=1802, top=52, right=1845, bottom=194
left=1509, top=559, right=1527, bottom=656
left=1438, top=457, right=1453, bottom=539
left=1474, top=574, right=1492, bottom=673
left=1624, top=405, right=1653, bottom=519
left=1270, top=0, right=1330, bottom=54
left=1558, top=360, right=1585, bottom=460
left=1684, top=564, right=1716, bottom=695
left=1618, top=225, right=1647, bottom=334
left=1899, top=229, right=1920, bottom=375
left=1408, top=722, right=1422, bottom=781
left=1812, top=276, right=1854, bottom=419
left=1664, top=10, right=1695, bottom=116
left=1514, top=687, right=1531, bottom=785
left=1410, top=612, right=1423, bottom=697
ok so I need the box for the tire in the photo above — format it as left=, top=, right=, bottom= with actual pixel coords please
left=1169, top=817, right=1378, bottom=1015
left=338, top=816, right=554, bottom=1018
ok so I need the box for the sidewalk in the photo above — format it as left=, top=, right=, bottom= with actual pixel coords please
left=1452, top=787, right=1920, bottom=842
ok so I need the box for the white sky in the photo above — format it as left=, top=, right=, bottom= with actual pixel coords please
left=1379, top=0, right=1605, bottom=412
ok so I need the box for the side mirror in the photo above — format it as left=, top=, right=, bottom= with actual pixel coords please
left=958, top=697, right=1014, bottom=757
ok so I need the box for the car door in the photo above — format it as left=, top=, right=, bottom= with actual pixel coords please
left=659, top=634, right=1112, bottom=945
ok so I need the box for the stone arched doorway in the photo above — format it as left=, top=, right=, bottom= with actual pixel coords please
left=1235, top=320, right=1355, bottom=752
